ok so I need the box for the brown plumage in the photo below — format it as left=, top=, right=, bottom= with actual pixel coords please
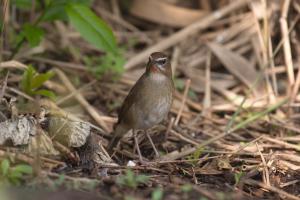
left=107, top=52, right=174, bottom=156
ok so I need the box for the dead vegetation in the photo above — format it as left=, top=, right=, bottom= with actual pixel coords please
left=1, top=0, right=300, bottom=199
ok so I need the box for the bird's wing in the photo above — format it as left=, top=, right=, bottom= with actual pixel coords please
left=117, top=73, right=147, bottom=123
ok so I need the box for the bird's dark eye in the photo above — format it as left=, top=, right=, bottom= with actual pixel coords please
left=156, top=58, right=167, bottom=66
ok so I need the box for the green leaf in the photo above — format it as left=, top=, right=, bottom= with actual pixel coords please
left=43, top=2, right=68, bottom=21
left=181, top=184, right=192, bottom=193
left=22, top=24, right=44, bottom=47
left=174, top=79, right=185, bottom=91
left=135, top=174, right=149, bottom=184
left=21, top=65, right=36, bottom=94
left=54, top=174, right=65, bottom=186
left=86, top=52, right=125, bottom=78
left=125, top=169, right=135, bottom=188
left=151, top=188, right=163, bottom=200
left=199, top=198, right=208, bottom=200
left=1, top=159, right=10, bottom=176
left=9, top=171, right=22, bottom=179
left=103, top=52, right=125, bottom=74
left=20, top=66, right=56, bottom=99
left=11, top=0, right=32, bottom=10
left=13, top=165, right=33, bottom=175
left=9, top=176, right=21, bottom=185
left=42, top=0, right=93, bottom=21
left=188, top=89, right=197, bottom=101
left=33, top=89, right=56, bottom=99
left=31, top=71, right=54, bottom=89
left=65, top=3, right=117, bottom=54
left=193, top=147, right=204, bottom=160
left=124, top=196, right=135, bottom=200
left=117, top=169, right=148, bottom=189
left=234, top=172, right=244, bottom=185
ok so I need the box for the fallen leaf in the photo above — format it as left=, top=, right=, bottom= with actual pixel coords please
left=208, top=42, right=262, bottom=95
left=130, top=0, right=207, bottom=27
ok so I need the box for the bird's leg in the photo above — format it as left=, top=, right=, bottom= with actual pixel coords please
left=133, top=129, right=144, bottom=164
left=145, top=130, right=160, bottom=158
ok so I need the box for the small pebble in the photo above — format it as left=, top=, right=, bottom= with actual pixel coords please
left=127, top=160, right=136, bottom=167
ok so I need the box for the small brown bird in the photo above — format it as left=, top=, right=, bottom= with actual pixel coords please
left=108, top=52, right=174, bottom=161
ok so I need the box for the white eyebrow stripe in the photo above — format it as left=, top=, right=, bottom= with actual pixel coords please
left=156, top=57, right=167, bottom=62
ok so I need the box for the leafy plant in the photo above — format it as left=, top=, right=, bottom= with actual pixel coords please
left=20, top=65, right=55, bottom=99
left=181, top=184, right=192, bottom=193
left=174, top=79, right=185, bottom=91
left=42, top=0, right=93, bottom=21
left=11, top=0, right=33, bottom=10
left=11, top=0, right=124, bottom=76
left=49, top=174, right=66, bottom=190
left=187, top=147, right=204, bottom=166
left=0, top=159, right=33, bottom=186
left=22, top=23, right=45, bottom=47
left=124, top=196, right=136, bottom=200
left=117, top=169, right=149, bottom=189
left=12, top=0, right=93, bottom=20
left=65, top=3, right=117, bottom=54
left=12, top=0, right=93, bottom=48
left=174, top=79, right=197, bottom=100
left=188, top=89, right=198, bottom=101
left=151, top=188, right=163, bottom=200
left=84, top=52, right=125, bottom=78
left=234, top=171, right=244, bottom=186
left=199, top=198, right=208, bottom=200
left=66, top=3, right=124, bottom=76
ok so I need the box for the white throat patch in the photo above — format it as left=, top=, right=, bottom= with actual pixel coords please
left=150, top=73, right=167, bottom=82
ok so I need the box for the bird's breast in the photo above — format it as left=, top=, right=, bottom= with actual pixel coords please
left=137, top=96, right=171, bottom=129
left=136, top=84, right=173, bottom=129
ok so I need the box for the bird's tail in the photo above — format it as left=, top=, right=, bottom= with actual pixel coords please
left=107, top=123, right=129, bottom=153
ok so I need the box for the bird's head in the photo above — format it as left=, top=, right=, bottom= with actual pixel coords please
left=146, top=52, right=172, bottom=77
